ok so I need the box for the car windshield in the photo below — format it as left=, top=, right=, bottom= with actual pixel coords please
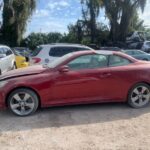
left=47, top=53, right=74, bottom=68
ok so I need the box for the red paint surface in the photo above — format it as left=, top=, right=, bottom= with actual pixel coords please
left=0, top=51, right=150, bottom=109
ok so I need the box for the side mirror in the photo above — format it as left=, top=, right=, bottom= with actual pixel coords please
left=0, top=54, right=6, bottom=58
left=58, top=65, right=69, bottom=73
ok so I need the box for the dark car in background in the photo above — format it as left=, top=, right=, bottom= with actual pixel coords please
left=123, top=50, right=150, bottom=61
left=100, top=47, right=122, bottom=51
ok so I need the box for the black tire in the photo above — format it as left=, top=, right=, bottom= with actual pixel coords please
left=142, top=58, right=148, bottom=61
left=128, top=83, right=150, bottom=108
left=7, top=88, right=39, bottom=116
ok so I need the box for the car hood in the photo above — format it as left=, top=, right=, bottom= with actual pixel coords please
left=0, top=65, right=47, bottom=81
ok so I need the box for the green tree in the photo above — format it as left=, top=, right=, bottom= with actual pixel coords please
left=81, top=0, right=102, bottom=43
left=103, top=0, right=147, bottom=41
left=23, top=32, right=64, bottom=50
left=129, top=11, right=145, bottom=32
left=47, top=32, right=63, bottom=43
left=1, top=0, right=36, bottom=46
left=119, top=0, right=146, bottom=41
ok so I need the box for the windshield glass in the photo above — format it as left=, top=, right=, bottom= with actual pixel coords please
left=48, top=53, right=73, bottom=68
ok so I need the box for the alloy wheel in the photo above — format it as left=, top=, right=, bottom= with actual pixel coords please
left=131, top=85, right=150, bottom=107
left=10, top=92, right=35, bottom=116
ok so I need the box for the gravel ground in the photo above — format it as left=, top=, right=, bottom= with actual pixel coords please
left=0, top=103, right=150, bottom=150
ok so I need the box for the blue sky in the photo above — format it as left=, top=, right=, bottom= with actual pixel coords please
left=26, top=0, right=108, bottom=35
left=26, top=0, right=83, bottom=35
left=26, top=0, right=150, bottom=36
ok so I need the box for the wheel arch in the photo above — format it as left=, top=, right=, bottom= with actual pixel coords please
left=127, top=81, right=150, bottom=100
left=5, top=86, right=41, bottom=108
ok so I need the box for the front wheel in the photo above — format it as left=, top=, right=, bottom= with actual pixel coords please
left=128, top=83, right=150, bottom=108
left=7, top=88, right=39, bottom=116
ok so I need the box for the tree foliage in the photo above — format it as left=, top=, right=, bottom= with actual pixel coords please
left=1, top=0, right=36, bottom=46
left=81, top=0, right=102, bottom=43
left=103, top=0, right=147, bottom=41
left=22, top=32, right=63, bottom=50
left=0, top=0, right=148, bottom=48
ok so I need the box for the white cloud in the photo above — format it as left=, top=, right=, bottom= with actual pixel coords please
left=48, top=1, right=70, bottom=10
left=139, top=1, right=150, bottom=27
left=34, top=9, right=49, bottom=18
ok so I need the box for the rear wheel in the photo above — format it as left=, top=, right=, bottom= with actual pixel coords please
left=7, top=88, right=39, bottom=116
left=128, top=83, right=150, bottom=108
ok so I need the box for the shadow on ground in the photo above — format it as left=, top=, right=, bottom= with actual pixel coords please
left=0, top=103, right=150, bottom=132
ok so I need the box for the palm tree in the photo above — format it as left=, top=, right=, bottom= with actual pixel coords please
left=119, top=0, right=147, bottom=41
left=102, top=0, right=122, bottom=41
left=2, top=0, right=36, bottom=46
left=102, top=0, right=147, bottom=41
left=81, top=0, right=102, bottom=43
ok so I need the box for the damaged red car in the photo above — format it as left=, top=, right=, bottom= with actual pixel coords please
left=0, top=50, right=150, bottom=116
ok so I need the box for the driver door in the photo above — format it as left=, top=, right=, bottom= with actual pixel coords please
left=50, top=54, right=111, bottom=104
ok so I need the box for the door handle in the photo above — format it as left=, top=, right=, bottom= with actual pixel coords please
left=100, top=73, right=111, bottom=78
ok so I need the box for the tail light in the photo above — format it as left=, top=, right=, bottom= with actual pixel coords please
left=32, top=57, right=41, bottom=64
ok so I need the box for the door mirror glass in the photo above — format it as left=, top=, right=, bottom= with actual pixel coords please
left=0, top=54, right=6, bottom=58
left=58, top=65, right=69, bottom=73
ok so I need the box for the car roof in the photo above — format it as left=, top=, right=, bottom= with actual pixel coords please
left=0, top=45, right=11, bottom=49
left=69, top=50, right=137, bottom=62
left=40, top=43, right=89, bottom=47
left=71, top=50, right=118, bottom=56
left=39, top=43, right=93, bottom=49
left=124, top=49, right=141, bottom=51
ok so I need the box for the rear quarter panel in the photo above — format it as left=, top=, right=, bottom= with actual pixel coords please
left=103, top=62, right=150, bottom=102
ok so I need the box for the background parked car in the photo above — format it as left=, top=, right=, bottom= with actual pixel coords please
left=100, top=47, right=122, bottom=51
left=30, top=43, right=93, bottom=65
left=0, top=45, right=15, bottom=74
left=123, top=50, right=150, bottom=61
left=141, top=41, right=150, bottom=53
left=13, top=47, right=30, bottom=57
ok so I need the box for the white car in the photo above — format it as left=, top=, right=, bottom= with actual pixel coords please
left=0, top=45, right=15, bottom=74
left=30, top=44, right=93, bottom=65
left=142, top=41, right=150, bottom=53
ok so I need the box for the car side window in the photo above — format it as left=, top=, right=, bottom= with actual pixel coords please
left=0, top=48, right=4, bottom=54
left=67, top=54, right=108, bottom=70
left=109, top=55, right=131, bottom=67
left=125, top=51, right=133, bottom=55
left=49, top=47, right=90, bottom=57
left=6, top=48, right=13, bottom=56
left=50, top=47, right=73, bottom=57
left=146, top=42, right=150, bottom=46
left=77, top=47, right=91, bottom=51
left=5, top=48, right=13, bottom=56
left=133, top=51, right=143, bottom=55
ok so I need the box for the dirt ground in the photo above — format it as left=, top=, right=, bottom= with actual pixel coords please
left=0, top=103, right=150, bottom=150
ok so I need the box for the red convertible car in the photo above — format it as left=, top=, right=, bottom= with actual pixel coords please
left=0, top=50, right=150, bottom=116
